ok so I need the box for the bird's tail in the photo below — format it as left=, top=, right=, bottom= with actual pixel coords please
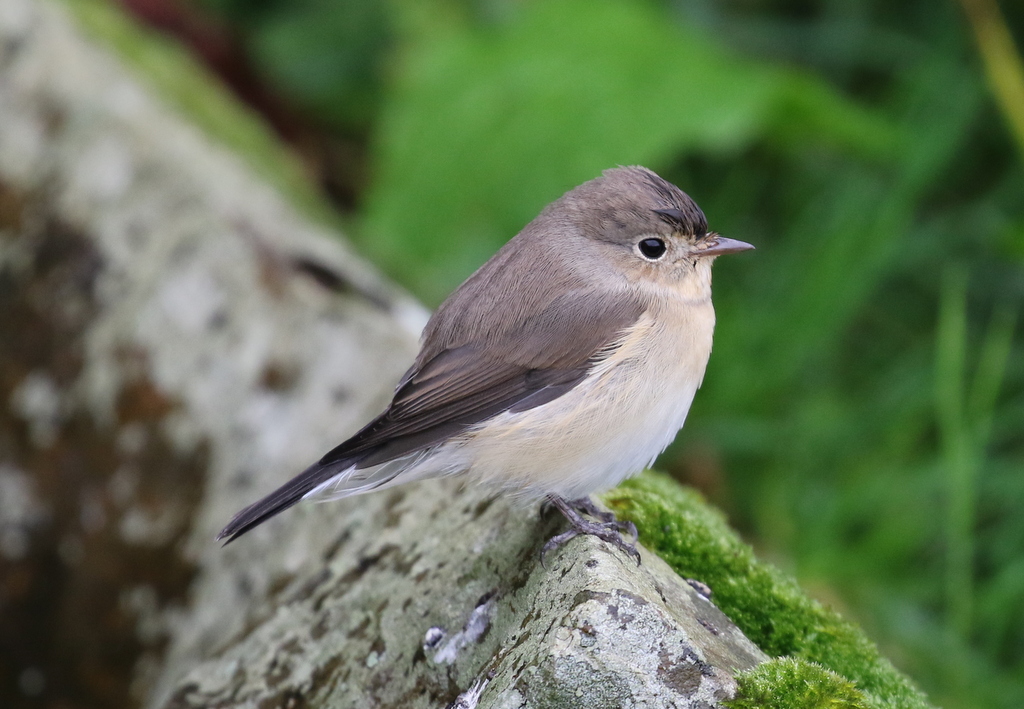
left=216, top=449, right=431, bottom=544
left=217, top=457, right=361, bottom=544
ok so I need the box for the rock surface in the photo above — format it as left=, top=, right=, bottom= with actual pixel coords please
left=159, top=483, right=767, bottom=709
left=0, top=0, right=419, bottom=705
left=0, top=1, right=766, bottom=707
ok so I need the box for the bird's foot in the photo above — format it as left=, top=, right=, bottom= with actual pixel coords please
left=542, top=495, right=640, bottom=566
left=566, top=496, right=638, bottom=540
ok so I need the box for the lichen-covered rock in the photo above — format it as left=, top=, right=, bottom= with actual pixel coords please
left=158, top=483, right=766, bottom=709
left=0, top=0, right=419, bottom=706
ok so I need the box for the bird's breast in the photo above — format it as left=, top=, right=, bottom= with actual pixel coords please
left=460, top=300, right=716, bottom=499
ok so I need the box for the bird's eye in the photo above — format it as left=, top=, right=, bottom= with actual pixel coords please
left=638, top=238, right=667, bottom=260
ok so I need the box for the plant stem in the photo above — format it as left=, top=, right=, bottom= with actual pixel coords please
left=958, top=0, right=1024, bottom=157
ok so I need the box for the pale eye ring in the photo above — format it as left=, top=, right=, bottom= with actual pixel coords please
left=637, top=237, right=667, bottom=260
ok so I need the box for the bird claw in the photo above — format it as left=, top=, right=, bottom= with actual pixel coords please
left=541, top=496, right=641, bottom=567
left=567, top=496, right=617, bottom=523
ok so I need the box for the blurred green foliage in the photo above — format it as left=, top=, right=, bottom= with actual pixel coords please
left=200, top=0, right=391, bottom=129
left=194, top=0, right=1023, bottom=706
left=362, top=0, right=900, bottom=301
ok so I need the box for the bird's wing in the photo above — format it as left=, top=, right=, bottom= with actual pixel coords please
left=217, top=289, right=645, bottom=543
left=320, top=288, right=647, bottom=466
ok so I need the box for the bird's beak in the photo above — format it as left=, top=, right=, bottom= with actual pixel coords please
left=695, top=236, right=755, bottom=257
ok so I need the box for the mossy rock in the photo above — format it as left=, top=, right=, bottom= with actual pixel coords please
left=603, top=472, right=933, bottom=709
left=729, top=657, right=868, bottom=709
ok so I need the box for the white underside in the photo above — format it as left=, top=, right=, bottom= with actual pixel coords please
left=305, top=298, right=715, bottom=504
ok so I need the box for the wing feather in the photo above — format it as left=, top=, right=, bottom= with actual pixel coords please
left=318, top=290, right=645, bottom=464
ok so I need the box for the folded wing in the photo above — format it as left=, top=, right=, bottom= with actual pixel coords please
left=217, top=289, right=646, bottom=543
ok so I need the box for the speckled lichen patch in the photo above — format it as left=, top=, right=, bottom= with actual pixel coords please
left=0, top=180, right=208, bottom=709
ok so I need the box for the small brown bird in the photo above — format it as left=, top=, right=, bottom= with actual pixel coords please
left=219, top=166, right=752, bottom=562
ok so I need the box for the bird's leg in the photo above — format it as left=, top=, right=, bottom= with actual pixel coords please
left=542, top=495, right=641, bottom=566
left=568, top=497, right=636, bottom=533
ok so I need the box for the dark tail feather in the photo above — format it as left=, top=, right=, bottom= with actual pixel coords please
left=217, top=457, right=358, bottom=544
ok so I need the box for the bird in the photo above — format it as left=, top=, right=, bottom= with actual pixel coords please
left=218, top=166, right=753, bottom=563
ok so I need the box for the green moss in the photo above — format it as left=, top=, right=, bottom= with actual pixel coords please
left=728, top=657, right=869, bottom=709
left=56, top=0, right=339, bottom=228
left=602, top=472, right=933, bottom=709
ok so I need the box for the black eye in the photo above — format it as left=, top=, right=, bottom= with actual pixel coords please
left=638, top=238, right=667, bottom=260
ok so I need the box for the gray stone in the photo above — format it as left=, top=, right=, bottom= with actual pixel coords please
left=157, top=484, right=766, bottom=709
